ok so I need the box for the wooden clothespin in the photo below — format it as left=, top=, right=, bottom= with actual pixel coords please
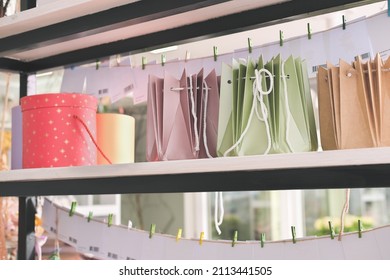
left=107, top=213, right=113, bottom=227
left=279, top=30, right=284, bottom=47
left=87, top=211, right=93, bottom=222
left=328, top=221, right=335, bottom=239
left=248, top=38, right=253, bottom=54
left=199, top=231, right=205, bottom=246
left=260, top=233, right=266, bottom=248
left=149, top=223, right=156, bottom=238
left=291, top=226, right=296, bottom=244
left=342, top=15, right=346, bottom=30
left=213, top=46, right=218, bottom=61
left=231, top=230, right=238, bottom=247
left=69, top=201, right=77, bottom=217
left=176, top=228, right=182, bottom=242
left=307, top=23, right=312, bottom=40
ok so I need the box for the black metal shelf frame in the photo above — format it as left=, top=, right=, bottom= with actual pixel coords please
left=0, top=0, right=385, bottom=259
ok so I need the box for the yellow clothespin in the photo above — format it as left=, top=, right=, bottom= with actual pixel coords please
left=87, top=211, right=93, bottom=222
left=199, top=232, right=205, bottom=246
left=176, top=228, right=182, bottom=242
left=231, top=230, right=238, bottom=247
left=69, top=201, right=77, bottom=217
left=149, top=224, right=156, bottom=239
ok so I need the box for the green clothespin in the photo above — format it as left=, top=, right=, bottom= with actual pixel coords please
left=176, top=228, right=182, bottom=242
left=328, top=221, right=335, bottom=239
left=358, top=220, right=363, bottom=238
left=87, top=211, right=93, bottom=222
left=48, top=240, right=61, bottom=260
left=260, top=233, right=266, bottom=248
left=69, top=201, right=77, bottom=217
left=307, top=23, right=312, bottom=40
left=96, top=59, right=100, bottom=70
left=232, top=230, right=238, bottom=247
left=388, top=1, right=390, bottom=17
left=142, top=56, right=147, bottom=70
left=291, top=226, right=296, bottom=244
left=213, top=46, right=218, bottom=61
left=149, top=223, right=156, bottom=238
left=342, top=15, right=346, bottom=30
left=279, top=30, right=284, bottom=47
left=161, top=54, right=166, bottom=66
left=248, top=38, right=253, bottom=54
left=107, top=213, right=113, bottom=227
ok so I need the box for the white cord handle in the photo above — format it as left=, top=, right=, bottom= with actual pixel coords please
left=202, top=80, right=224, bottom=235
left=189, top=77, right=200, bottom=152
left=223, top=68, right=273, bottom=157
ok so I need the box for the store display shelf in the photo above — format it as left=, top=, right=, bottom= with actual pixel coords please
left=0, top=0, right=382, bottom=72
left=1, top=147, right=390, bottom=197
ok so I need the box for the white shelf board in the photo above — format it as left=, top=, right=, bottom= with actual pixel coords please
left=2, top=147, right=390, bottom=183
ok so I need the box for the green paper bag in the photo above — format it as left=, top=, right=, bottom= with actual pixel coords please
left=238, top=57, right=273, bottom=156
left=274, top=55, right=307, bottom=153
left=299, top=59, right=318, bottom=151
left=217, top=63, right=234, bottom=157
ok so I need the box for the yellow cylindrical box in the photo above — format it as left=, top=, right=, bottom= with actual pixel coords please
left=96, top=113, right=135, bottom=164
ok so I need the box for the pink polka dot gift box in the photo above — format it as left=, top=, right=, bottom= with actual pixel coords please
left=21, top=93, right=98, bottom=168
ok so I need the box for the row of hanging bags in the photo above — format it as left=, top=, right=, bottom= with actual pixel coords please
left=146, top=69, right=219, bottom=161
left=317, top=54, right=390, bottom=150
left=217, top=55, right=317, bottom=157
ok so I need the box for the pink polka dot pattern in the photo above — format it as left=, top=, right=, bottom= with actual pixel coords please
left=21, top=93, right=98, bottom=169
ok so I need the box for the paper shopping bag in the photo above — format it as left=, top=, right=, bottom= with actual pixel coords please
left=238, top=57, right=273, bottom=155
left=235, top=61, right=247, bottom=148
left=217, top=63, right=234, bottom=157
left=295, top=58, right=318, bottom=151
left=339, top=59, right=374, bottom=149
left=378, top=56, right=390, bottom=146
left=328, top=63, right=341, bottom=148
left=317, top=66, right=338, bottom=150
left=365, top=58, right=380, bottom=143
left=162, top=70, right=195, bottom=160
left=146, top=75, right=163, bottom=161
left=199, top=69, right=219, bottom=158
left=283, top=55, right=310, bottom=152
left=355, top=56, right=378, bottom=145
left=274, top=55, right=306, bottom=153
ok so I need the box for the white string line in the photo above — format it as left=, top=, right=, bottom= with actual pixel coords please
left=338, top=188, right=351, bottom=241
